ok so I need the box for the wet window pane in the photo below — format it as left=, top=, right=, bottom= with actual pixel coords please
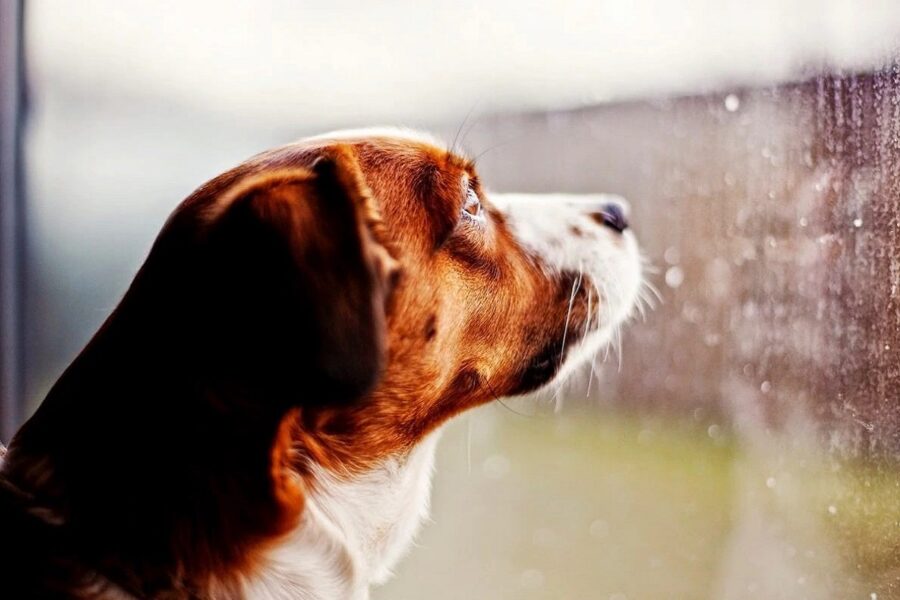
left=385, top=77, right=900, bottom=598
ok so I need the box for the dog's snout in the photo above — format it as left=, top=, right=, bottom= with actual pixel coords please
left=591, top=201, right=629, bottom=233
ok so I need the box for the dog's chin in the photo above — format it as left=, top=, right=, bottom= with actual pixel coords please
left=507, top=341, right=570, bottom=397
left=508, top=262, right=644, bottom=399
left=506, top=311, right=597, bottom=397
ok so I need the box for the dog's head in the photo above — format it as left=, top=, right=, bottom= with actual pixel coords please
left=168, top=127, right=644, bottom=466
left=1, top=127, right=644, bottom=595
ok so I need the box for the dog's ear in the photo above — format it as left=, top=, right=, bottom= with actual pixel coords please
left=197, top=146, right=398, bottom=405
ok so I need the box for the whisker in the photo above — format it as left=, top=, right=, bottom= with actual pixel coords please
left=553, top=383, right=564, bottom=413
left=459, top=110, right=485, bottom=155
left=632, top=285, right=648, bottom=319
left=483, top=377, right=541, bottom=418
left=466, top=415, right=472, bottom=476
left=584, top=286, right=594, bottom=336
left=451, top=102, right=480, bottom=156
left=558, top=265, right=583, bottom=368
left=586, top=355, right=597, bottom=398
left=471, top=139, right=515, bottom=164
left=616, top=327, right=623, bottom=372
left=644, top=279, right=663, bottom=304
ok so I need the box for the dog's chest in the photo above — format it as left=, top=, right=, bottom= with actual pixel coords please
left=243, top=433, right=440, bottom=599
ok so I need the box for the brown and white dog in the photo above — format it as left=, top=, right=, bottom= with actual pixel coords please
left=0, top=128, right=643, bottom=599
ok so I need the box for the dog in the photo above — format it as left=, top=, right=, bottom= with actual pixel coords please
left=0, top=128, right=643, bottom=599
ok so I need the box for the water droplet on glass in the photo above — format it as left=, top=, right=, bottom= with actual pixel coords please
left=853, top=217, right=863, bottom=227
left=828, top=505, right=838, bottom=515
left=520, top=569, right=544, bottom=589
left=760, top=380, right=772, bottom=393
left=802, top=149, right=814, bottom=167
left=766, top=477, right=776, bottom=488
left=532, top=527, right=557, bottom=547
left=589, top=519, right=609, bottom=538
left=707, top=424, right=721, bottom=438
left=665, top=266, right=684, bottom=288
left=664, top=246, right=680, bottom=265
left=799, top=217, right=808, bottom=227
left=724, top=94, right=740, bottom=112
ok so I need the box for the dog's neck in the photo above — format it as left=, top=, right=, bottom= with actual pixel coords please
left=243, top=431, right=441, bottom=600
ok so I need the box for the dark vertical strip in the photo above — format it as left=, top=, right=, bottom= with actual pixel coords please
left=0, top=0, right=27, bottom=442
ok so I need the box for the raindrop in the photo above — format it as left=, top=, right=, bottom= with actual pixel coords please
left=766, top=477, right=776, bottom=488
left=664, top=246, right=680, bottom=264
left=853, top=217, right=863, bottom=228
left=707, top=424, right=721, bottom=439
left=828, top=505, right=838, bottom=515
left=724, top=94, right=740, bottom=112
left=742, top=302, right=757, bottom=318
left=520, top=569, right=544, bottom=589
left=589, top=519, right=610, bottom=538
left=760, top=380, right=772, bottom=393
left=802, top=149, right=814, bottom=167
left=799, top=217, right=808, bottom=228
left=532, top=528, right=557, bottom=547
left=665, top=266, right=684, bottom=288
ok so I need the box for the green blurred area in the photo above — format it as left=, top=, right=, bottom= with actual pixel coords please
left=376, top=406, right=900, bottom=600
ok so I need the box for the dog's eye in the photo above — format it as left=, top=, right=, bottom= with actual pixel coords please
left=462, top=186, right=485, bottom=223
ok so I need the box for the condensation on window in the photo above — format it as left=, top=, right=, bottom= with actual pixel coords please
left=378, top=69, right=900, bottom=600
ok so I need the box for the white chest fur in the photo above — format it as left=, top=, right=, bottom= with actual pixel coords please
left=242, top=432, right=440, bottom=600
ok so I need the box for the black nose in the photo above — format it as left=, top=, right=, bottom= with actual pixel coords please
left=596, top=202, right=628, bottom=233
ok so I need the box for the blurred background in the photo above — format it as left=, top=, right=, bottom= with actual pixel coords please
left=3, top=1, right=900, bottom=598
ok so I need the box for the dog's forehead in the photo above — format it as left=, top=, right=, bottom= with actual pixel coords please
left=304, top=127, right=447, bottom=150
left=299, top=127, right=474, bottom=186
